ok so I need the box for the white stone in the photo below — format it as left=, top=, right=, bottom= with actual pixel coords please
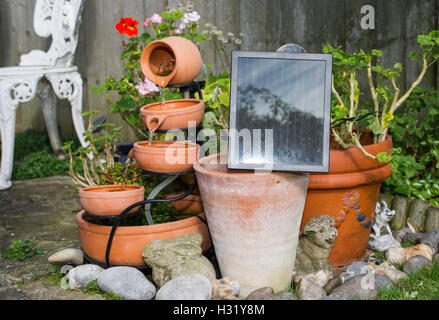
left=66, top=264, right=104, bottom=290
left=294, top=270, right=331, bottom=288
left=373, top=262, right=408, bottom=284
left=297, top=278, right=327, bottom=300
left=155, top=273, right=212, bottom=300
left=97, top=267, right=156, bottom=300
left=386, top=244, right=433, bottom=266
left=48, top=248, right=84, bottom=266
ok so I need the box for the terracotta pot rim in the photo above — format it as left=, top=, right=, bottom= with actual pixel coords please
left=140, top=98, right=204, bottom=115
left=133, top=140, right=200, bottom=153
left=308, top=164, right=392, bottom=189
left=79, top=185, right=145, bottom=198
left=76, top=210, right=206, bottom=236
left=194, top=152, right=307, bottom=179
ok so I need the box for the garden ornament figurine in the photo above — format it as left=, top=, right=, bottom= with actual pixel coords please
left=0, top=0, right=87, bottom=190
left=293, top=215, right=338, bottom=277
left=368, top=201, right=401, bottom=252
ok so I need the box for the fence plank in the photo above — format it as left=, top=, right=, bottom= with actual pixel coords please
left=1, top=0, right=438, bottom=142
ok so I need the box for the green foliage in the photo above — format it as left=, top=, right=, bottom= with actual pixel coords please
left=1, top=240, right=44, bottom=261
left=12, top=151, right=70, bottom=180
left=324, top=30, right=439, bottom=159
left=383, top=88, right=439, bottom=207
left=13, top=129, right=51, bottom=161
left=83, top=280, right=125, bottom=300
left=9, top=129, right=82, bottom=180
left=199, top=73, right=231, bottom=155
left=378, top=260, right=439, bottom=300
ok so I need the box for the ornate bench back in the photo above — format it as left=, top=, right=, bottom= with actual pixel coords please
left=20, top=0, right=85, bottom=67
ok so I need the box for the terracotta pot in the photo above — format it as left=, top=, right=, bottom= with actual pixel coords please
left=77, top=210, right=211, bottom=267
left=79, top=185, right=144, bottom=216
left=140, top=36, right=202, bottom=87
left=301, top=134, right=393, bottom=267
left=194, top=153, right=309, bottom=298
left=164, top=193, right=203, bottom=213
left=140, top=99, right=204, bottom=132
left=129, top=140, right=200, bottom=173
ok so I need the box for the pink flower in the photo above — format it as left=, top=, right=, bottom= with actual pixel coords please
left=183, top=11, right=200, bottom=24
left=174, top=29, right=182, bottom=34
left=150, top=13, right=162, bottom=24
left=143, top=13, right=162, bottom=26
left=136, top=78, right=159, bottom=96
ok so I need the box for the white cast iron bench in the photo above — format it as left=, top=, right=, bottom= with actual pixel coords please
left=0, top=0, right=88, bottom=190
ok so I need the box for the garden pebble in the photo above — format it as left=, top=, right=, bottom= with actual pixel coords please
left=373, top=262, right=408, bottom=284
left=374, top=273, right=393, bottom=291
left=97, top=266, right=156, bottom=300
left=48, top=248, right=83, bottom=266
left=293, top=270, right=331, bottom=288
left=324, top=276, right=342, bottom=294
left=246, top=287, right=274, bottom=300
left=155, top=273, right=212, bottom=300
left=331, top=274, right=378, bottom=300
left=340, top=261, right=373, bottom=283
left=320, top=293, right=349, bottom=300
left=211, top=277, right=240, bottom=299
left=386, top=244, right=432, bottom=266
left=246, top=287, right=298, bottom=300
left=297, top=278, right=327, bottom=300
left=402, top=255, right=433, bottom=274
left=66, top=264, right=104, bottom=290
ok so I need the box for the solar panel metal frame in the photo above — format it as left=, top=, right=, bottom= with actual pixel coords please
left=227, top=50, right=332, bottom=173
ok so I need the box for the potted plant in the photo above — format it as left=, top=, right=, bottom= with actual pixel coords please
left=91, top=2, right=243, bottom=142
left=301, top=30, right=439, bottom=266
left=64, top=111, right=211, bottom=267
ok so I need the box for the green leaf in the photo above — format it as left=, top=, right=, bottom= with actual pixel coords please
left=371, top=49, right=383, bottom=57
left=431, top=47, right=439, bottom=59
left=393, top=62, right=403, bottom=72
left=110, top=96, right=137, bottom=113
left=377, top=152, right=392, bottom=163
left=367, top=118, right=383, bottom=135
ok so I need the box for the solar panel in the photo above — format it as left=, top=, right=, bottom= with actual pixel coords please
left=228, top=51, right=332, bottom=173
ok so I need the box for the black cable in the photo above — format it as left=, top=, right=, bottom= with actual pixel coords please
left=330, top=111, right=382, bottom=129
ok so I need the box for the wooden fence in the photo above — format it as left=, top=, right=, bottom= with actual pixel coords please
left=1, top=0, right=438, bottom=142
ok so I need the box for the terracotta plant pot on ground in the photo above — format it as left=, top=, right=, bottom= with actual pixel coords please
left=129, top=140, right=200, bottom=173
left=301, top=133, right=393, bottom=267
left=140, top=36, right=202, bottom=87
left=79, top=185, right=145, bottom=216
left=140, top=99, right=205, bottom=132
left=194, top=153, right=309, bottom=298
left=77, top=210, right=211, bottom=267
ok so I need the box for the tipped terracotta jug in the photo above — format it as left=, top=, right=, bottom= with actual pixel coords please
left=141, top=36, right=202, bottom=87
left=140, top=99, right=204, bottom=132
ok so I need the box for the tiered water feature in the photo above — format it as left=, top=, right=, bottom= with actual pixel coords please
left=76, top=37, right=211, bottom=269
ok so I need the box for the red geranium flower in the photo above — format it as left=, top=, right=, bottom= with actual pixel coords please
left=116, top=17, right=139, bottom=36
